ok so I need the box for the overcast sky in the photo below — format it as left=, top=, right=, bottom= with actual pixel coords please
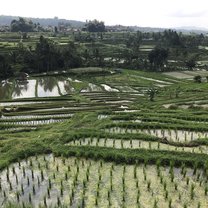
left=1, top=0, right=208, bottom=28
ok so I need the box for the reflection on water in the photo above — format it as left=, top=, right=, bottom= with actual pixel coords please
left=0, top=80, right=13, bottom=100
left=38, top=77, right=59, bottom=97
left=12, top=80, right=36, bottom=99
left=101, top=84, right=119, bottom=92
left=58, top=81, right=75, bottom=95
left=0, top=76, right=85, bottom=100
left=39, top=77, right=57, bottom=92
left=81, top=83, right=102, bottom=92
left=0, top=76, right=124, bottom=100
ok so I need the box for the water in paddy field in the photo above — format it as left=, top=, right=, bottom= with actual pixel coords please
left=81, top=83, right=102, bottom=92
left=67, top=138, right=208, bottom=154
left=101, top=84, right=119, bottom=92
left=105, top=128, right=208, bottom=142
left=37, top=77, right=60, bottom=97
left=12, top=80, right=36, bottom=99
left=0, top=76, right=85, bottom=100
left=0, top=75, right=140, bottom=101
left=0, top=101, right=47, bottom=107
left=0, top=155, right=207, bottom=208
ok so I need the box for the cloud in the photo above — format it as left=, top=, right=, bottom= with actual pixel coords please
left=0, top=0, right=208, bottom=28
left=168, top=10, right=208, bottom=18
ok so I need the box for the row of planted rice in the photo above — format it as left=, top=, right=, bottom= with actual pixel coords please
left=67, top=137, right=208, bottom=154
left=0, top=155, right=207, bottom=208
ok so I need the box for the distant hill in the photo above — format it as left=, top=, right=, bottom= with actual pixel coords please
left=0, top=15, right=85, bottom=28
left=129, top=26, right=167, bottom=33
left=0, top=15, right=208, bottom=34
left=174, top=26, right=208, bottom=34
left=128, top=26, right=208, bottom=34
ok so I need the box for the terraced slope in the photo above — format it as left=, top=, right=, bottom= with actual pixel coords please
left=0, top=69, right=208, bottom=207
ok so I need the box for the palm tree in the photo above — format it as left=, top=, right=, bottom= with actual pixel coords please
left=147, top=87, right=158, bottom=101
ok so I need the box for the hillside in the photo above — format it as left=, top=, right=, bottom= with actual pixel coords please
left=1, top=15, right=208, bottom=34
left=0, top=15, right=85, bottom=28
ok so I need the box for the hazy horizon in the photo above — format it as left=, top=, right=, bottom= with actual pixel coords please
left=0, top=0, right=208, bottom=29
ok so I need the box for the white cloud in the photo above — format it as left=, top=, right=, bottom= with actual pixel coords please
left=0, top=0, right=208, bottom=28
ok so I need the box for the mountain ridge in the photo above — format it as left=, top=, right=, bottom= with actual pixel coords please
left=0, top=15, right=85, bottom=28
left=0, top=15, right=207, bottom=34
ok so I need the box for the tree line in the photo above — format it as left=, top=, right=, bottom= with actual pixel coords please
left=0, top=36, right=199, bottom=79
left=1, top=20, right=208, bottom=79
left=0, top=36, right=170, bottom=79
left=0, top=36, right=83, bottom=79
left=10, top=17, right=44, bottom=32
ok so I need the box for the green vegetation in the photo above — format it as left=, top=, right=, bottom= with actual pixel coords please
left=1, top=23, right=208, bottom=79
left=84, top=19, right=105, bottom=32
left=1, top=155, right=207, bottom=208
left=10, top=17, right=37, bottom=32
left=148, top=47, right=169, bottom=71
left=0, top=69, right=208, bottom=206
left=0, top=23, right=208, bottom=207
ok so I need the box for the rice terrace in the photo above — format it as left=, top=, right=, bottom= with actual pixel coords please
left=0, top=15, right=208, bottom=208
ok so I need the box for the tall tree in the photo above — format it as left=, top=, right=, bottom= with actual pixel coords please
left=35, top=36, right=59, bottom=72
left=62, top=41, right=82, bottom=68
left=10, top=17, right=35, bottom=32
left=148, top=47, right=169, bottom=71
left=84, top=20, right=105, bottom=32
left=0, top=54, right=13, bottom=79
